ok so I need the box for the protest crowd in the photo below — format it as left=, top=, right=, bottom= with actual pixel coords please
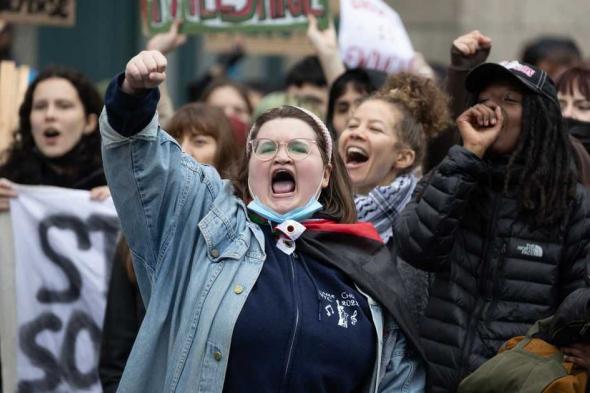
left=2, top=1, right=590, bottom=392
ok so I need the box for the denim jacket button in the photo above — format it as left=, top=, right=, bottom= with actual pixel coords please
left=211, top=248, right=220, bottom=258
left=213, top=351, right=222, bottom=361
left=234, top=285, right=244, bottom=294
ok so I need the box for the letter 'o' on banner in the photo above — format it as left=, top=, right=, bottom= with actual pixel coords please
left=0, top=185, right=119, bottom=393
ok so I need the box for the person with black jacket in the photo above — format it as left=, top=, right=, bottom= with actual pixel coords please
left=446, top=30, right=590, bottom=187
left=395, top=59, right=590, bottom=393
left=99, top=236, right=145, bottom=393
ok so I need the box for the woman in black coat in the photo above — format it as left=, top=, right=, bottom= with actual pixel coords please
left=395, top=61, right=590, bottom=393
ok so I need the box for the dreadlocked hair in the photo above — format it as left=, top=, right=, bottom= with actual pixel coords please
left=504, top=93, right=577, bottom=228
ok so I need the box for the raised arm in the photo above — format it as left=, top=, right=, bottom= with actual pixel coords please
left=395, top=105, right=503, bottom=271
left=447, top=30, right=492, bottom=119
left=145, top=20, right=187, bottom=128
left=101, top=51, right=223, bottom=285
left=307, top=14, right=346, bottom=86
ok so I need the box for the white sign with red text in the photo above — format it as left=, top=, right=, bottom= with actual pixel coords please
left=338, top=0, right=414, bottom=74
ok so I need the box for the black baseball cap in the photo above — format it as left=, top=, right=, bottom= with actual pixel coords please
left=465, top=60, right=558, bottom=105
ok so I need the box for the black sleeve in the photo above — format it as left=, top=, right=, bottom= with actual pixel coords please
left=560, top=187, right=590, bottom=300
left=445, top=44, right=490, bottom=120
left=99, top=240, right=145, bottom=393
left=395, top=145, right=486, bottom=272
left=104, top=73, right=160, bottom=137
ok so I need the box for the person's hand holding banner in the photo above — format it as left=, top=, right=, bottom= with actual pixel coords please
left=307, top=14, right=338, bottom=56
left=0, top=178, right=17, bottom=212
left=122, top=50, right=168, bottom=95
left=146, top=19, right=187, bottom=55
left=90, top=186, right=111, bottom=201
left=307, top=13, right=345, bottom=85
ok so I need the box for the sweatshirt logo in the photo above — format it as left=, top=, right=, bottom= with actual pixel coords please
left=517, top=243, right=543, bottom=258
left=319, top=290, right=360, bottom=328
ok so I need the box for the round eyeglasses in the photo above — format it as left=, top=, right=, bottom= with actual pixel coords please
left=249, top=138, right=318, bottom=161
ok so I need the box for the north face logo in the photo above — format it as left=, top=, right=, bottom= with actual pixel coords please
left=517, top=243, right=543, bottom=258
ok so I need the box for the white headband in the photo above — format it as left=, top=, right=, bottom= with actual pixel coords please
left=246, top=105, right=333, bottom=164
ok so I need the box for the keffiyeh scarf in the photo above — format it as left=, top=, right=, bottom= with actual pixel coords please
left=355, top=173, right=418, bottom=243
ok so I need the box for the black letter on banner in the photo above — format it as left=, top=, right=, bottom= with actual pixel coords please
left=49, top=0, right=69, bottom=18
left=87, top=214, right=120, bottom=288
left=17, top=313, right=62, bottom=393
left=37, top=215, right=88, bottom=303
left=25, top=0, right=43, bottom=14
left=60, top=311, right=101, bottom=388
left=5, top=0, right=26, bottom=13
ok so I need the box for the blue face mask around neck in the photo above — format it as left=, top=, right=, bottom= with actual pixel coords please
left=247, top=196, right=323, bottom=224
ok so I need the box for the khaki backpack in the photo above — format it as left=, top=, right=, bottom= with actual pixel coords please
left=458, top=322, right=588, bottom=393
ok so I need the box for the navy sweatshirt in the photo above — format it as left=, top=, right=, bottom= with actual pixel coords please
left=223, top=225, right=377, bottom=393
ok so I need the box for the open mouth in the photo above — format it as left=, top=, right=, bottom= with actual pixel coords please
left=271, top=169, right=296, bottom=194
left=345, top=146, right=369, bottom=165
left=43, top=128, right=61, bottom=138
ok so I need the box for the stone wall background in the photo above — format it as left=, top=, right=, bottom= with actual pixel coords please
left=389, top=0, right=590, bottom=65
left=9, top=1, right=590, bottom=103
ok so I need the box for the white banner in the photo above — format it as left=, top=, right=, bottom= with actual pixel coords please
left=339, top=0, right=414, bottom=74
left=1, top=185, right=119, bottom=393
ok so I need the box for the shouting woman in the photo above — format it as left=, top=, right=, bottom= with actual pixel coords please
left=99, top=50, right=426, bottom=393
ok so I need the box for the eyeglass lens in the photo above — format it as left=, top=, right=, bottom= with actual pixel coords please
left=253, top=139, right=312, bottom=160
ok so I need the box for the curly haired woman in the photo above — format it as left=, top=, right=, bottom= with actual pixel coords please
left=338, top=73, right=451, bottom=321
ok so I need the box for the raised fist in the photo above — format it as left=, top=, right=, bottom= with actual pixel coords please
left=122, top=50, right=168, bottom=95
left=451, top=30, right=492, bottom=68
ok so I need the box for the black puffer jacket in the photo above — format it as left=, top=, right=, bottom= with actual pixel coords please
left=395, top=145, right=590, bottom=393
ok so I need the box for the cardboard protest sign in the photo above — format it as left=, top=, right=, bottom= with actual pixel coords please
left=0, top=185, right=119, bottom=393
left=142, top=0, right=330, bottom=34
left=0, top=61, right=30, bottom=155
left=338, top=0, right=414, bottom=74
left=0, top=0, right=76, bottom=27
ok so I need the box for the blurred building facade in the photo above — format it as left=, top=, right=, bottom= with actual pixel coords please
left=8, top=0, right=590, bottom=106
left=395, top=0, right=590, bottom=65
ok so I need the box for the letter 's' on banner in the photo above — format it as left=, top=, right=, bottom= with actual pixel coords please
left=0, top=185, right=119, bottom=393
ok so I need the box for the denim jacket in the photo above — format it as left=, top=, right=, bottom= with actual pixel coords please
left=100, top=93, right=425, bottom=393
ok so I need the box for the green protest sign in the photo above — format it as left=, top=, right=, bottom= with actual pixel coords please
left=143, top=0, right=330, bottom=34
